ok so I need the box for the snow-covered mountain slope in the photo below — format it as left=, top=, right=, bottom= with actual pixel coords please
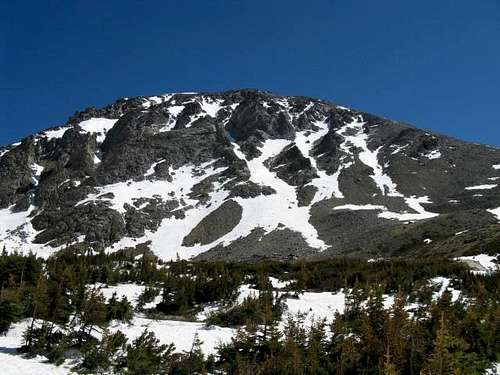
left=1, top=89, right=499, bottom=260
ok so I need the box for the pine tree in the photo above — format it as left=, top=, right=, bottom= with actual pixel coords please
left=124, top=330, right=175, bottom=375
left=25, top=275, right=50, bottom=348
left=422, top=314, right=456, bottom=375
left=381, top=348, right=398, bottom=375
left=78, top=289, right=108, bottom=344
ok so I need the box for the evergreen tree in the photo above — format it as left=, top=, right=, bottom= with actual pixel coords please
left=422, top=314, right=456, bottom=375
left=124, top=330, right=175, bottom=375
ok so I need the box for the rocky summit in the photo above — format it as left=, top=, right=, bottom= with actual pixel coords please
left=1, top=89, right=499, bottom=261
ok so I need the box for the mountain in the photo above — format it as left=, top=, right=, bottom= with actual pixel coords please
left=1, top=89, right=499, bottom=261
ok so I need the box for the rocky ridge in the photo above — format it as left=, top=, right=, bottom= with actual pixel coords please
left=1, top=89, right=499, bottom=260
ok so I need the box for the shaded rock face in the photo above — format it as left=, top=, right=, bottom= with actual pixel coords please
left=0, top=89, right=499, bottom=261
left=183, top=199, right=243, bottom=247
left=266, top=144, right=318, bottom=187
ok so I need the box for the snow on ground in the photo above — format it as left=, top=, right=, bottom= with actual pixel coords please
left=0, top=203, right=83, bottom=256
left=488, top=207, right=500, bottom=221
left=200, top=96, right=223, bottom=118
left=294, top=120, right=347, bottom=202
left=109, top=317, right=235, bottom=355
left=333, top=204, right=387, bottom=211
left=88, top=283, right=147, bottom=307
left=283, top=290, right=346, bottom=325
left=102, top=161, right=235, bottom=260
left=142, top=94, right=175, bottom=109
left=236, top=283, right=345, bottom=326
left=465, top=184, right=498, bottom=190
left=168, top=105, right=185, bottom=116
left=78, top=118, right=118, bottom=144
left=223, top=138, right=327, bottom=250
left=378, top=196, right=439, bottom=221
left=269, top=277, right=291, bottom=289
left=159, top=96, right=233, bottom=132
left=79, top=161, right=226, bottom=214
left=0, top=205, right=56, bottom=257
left=332, top=196, right=439, bottom=221
left=0, top=321, right=72, bottom=375
left=429, top=277, right=461, bottom=302
left=41, top=118, right=118, bottom=143
left=456, top=254, right=499, bottom=274
left=30, top=163, right=44, bottom=185
left=390, top=144, right=408, bottom=155
left=485, top=363, right=500, bottom=375
left=0, top=148, right=10, bottom=158
left=424, top=150, right=442, bottom=160
left=337, top=118, right=402, bottom=197
left=42, top=126, right=72, bottom=140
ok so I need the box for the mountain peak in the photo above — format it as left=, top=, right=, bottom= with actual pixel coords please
left=1, top=90, right=499, bottom=260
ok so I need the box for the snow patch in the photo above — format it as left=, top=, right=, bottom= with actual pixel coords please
left=294, top=120, right=346, bottom=201
left=109, top=317, right=235, bottom=355
left=283, top=290, right=346, bottom=326
left=338, top=118, right=402, bottom=197
left=219, top=138, right=328, bottom=250
left=429, top=277, right=461, bottom=302
left=42, top=126, right=71, bottom=140
left=456, top=254, right=499, bottom=273
left=390, top=144, right=408, bottom=155
left=425, top=150, right=442, bottom=160
left=200, top=97, right=223, bottom=118
left=88, top=283, right=146, bottom=307
left=333, top=204, right=386, bottom=211
left=465, top=184, right=497, bottom=190
left=0, top=321, right=72, bottom=374
left=78, top=118, right=118, bottom=144
left=378, top=196, right=439, bottom=221
left=30, top=163, right=44, bottom=185
left=488, top=207, right=500, bottom=221
left=333, top=196, right=438, bottom=221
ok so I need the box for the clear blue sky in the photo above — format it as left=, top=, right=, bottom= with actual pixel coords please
left=1, top=0, right=499, bottom=146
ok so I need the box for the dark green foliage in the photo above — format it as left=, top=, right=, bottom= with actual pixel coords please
left=206, top=289, right=284, bottom=328
left=136, top=286, right=160, bottom=310
left=106, top=293, right=133, bottom=323
left=1, top=249, right=498, bottom=374
left=0, top=298, right=21, bottom=334
left=156, top=261, right=242, bottom=316
left=123, top=330, right=175, bottom=375
left=80, top=330, right=128, bottom=373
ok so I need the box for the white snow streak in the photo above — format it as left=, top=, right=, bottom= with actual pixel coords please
left=333, top=196, right=438, bottom=221
left=295, top=120, right=346, bottom=202
left=465, top=184, right=497, bottom=190
left=338, top=118, right=401, bottom=197
left=43, top=126, right=71, bottom=140
left=219, top=139, right=328, bottom=250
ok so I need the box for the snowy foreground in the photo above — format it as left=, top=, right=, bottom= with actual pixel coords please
left=1, top=254, right=498, bottom=374
left=0, top=321, right=73, bottom=375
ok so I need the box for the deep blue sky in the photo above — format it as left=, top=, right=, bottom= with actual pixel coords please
left=1, top=0, right=499, bottom=146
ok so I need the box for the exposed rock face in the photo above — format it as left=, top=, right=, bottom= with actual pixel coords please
left=183, top=199, right=243, bottom=246
left=0, top=89, right=499, bottom=260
